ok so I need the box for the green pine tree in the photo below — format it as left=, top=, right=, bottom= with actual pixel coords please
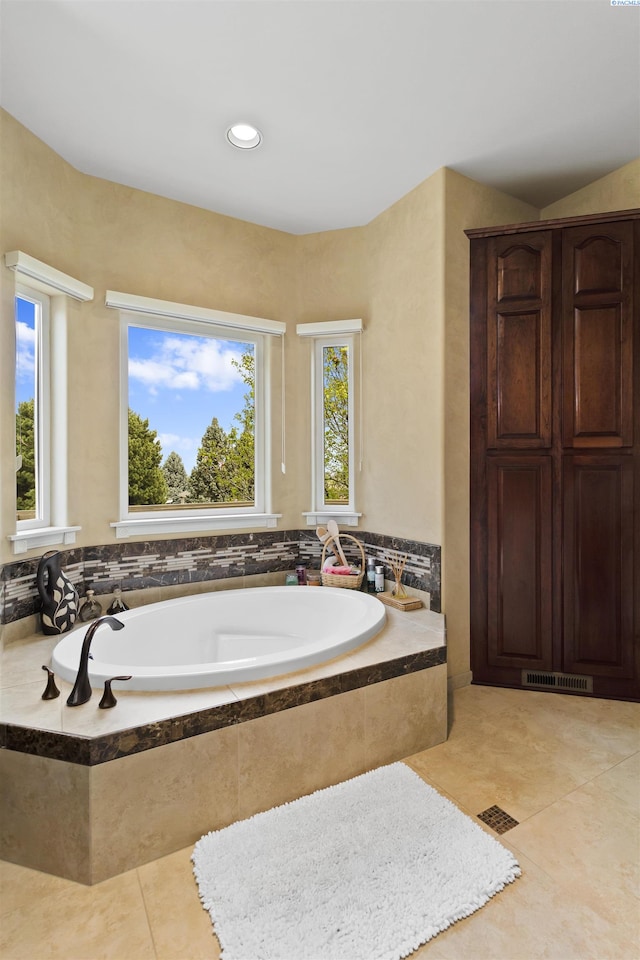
left=188, top=417, right=232, bottom=502
left=16, top=398, right=36, bottom=511
left=225, top=349, right=255, bottom=502
left=128, top=408, right=168, bottom=505
left=162, top=451, right=189, bottom=503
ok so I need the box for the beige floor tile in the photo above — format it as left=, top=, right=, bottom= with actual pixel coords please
left=447, top=688, right=640, bottom=779
left=0, top=859, right=78, bottom=917
left=407, top=686, right=640, bottom=824
left=137, top=846, right=220, bottom=960
left=591, top=750, right=640, bottom=815
left=507, top=773, right=640, bottom=904
left=410, top=849, right=636, bottom=960
left=407, top=726, right=585, bottom=823
left=0, top=869, right=155, bottom=960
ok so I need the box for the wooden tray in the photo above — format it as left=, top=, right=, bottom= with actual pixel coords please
left=377, top=591, right=423, bottom=611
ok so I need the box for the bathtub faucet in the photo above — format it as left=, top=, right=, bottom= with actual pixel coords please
left=67, top=616, right=124, bottom=707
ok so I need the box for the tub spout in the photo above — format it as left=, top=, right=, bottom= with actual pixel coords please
left=66, top=616, right=124, bottom=707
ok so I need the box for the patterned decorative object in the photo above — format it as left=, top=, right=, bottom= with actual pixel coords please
left=36, top=550, right=79, bottom=635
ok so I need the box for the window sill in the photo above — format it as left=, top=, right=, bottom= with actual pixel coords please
left=111, top=513, right=282, bottom=538
left=8, top=525, right=81, bottom=555
left=302, top=511, right=361, bottom=527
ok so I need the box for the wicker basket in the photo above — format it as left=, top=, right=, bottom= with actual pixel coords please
left=321, top=535, right=365, bottom=589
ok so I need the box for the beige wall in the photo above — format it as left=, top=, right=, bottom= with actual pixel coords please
left=0, top=109, right=297, bottom=553
left=442, top=171, right=538, bottom=679
left=296, top=169, right=446, bottom=546
left=2, top=107, right=638, bottom=680
left=541, top=158, right=640, bottom=220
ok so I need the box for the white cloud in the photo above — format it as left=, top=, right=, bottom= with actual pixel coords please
left=158, top=433, right=198, bottom=454
left=129, top=333, right=245, bottom=394
left=15, top=320, right=36, bottom=383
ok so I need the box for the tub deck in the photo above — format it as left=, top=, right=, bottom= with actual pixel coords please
left=0, top=603, right=446, bottom=884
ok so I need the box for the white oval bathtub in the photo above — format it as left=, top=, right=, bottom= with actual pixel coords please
left=51, top=586, right=386, bottom=691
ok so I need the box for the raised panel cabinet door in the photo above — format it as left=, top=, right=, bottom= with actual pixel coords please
left=563, top=455, right=634, bottom=678
left=487, top=232, right=552, bottom=449
left=562, top=221, right=634, bottom=448
left=486, top=456, right=553, bottom=669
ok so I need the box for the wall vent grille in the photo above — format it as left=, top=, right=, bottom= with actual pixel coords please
left=521, top=670, right=593, bottom=693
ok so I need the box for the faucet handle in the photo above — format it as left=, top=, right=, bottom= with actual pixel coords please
left=98, top=676, right=132, bottom=709
left=41, top=665, right=60, bottom=700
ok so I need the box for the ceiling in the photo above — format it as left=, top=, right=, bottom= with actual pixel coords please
left=1, top=0, right=639, bottom=235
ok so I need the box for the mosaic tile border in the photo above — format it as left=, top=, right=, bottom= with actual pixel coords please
left=0, top=647, right=446, bottom=766
left=1, top=530, right=441, bottom=624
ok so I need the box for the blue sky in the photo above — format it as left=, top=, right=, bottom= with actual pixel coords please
left=15, top=296, right=36, bottom=406
left=128, top=325, right=252, bottom=473
left=15, top=302, right=252, bottom=475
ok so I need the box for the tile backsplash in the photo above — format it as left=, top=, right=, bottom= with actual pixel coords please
left=1, top=529, right=440, bottom=625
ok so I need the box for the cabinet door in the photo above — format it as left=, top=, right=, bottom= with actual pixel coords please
left=562, top=221, right=634, bottom=448
left=563, top=455, right=634, bottom=679
left=487, top=233, right=552, bottom=449
left=487, top=456, right=553, bottom=669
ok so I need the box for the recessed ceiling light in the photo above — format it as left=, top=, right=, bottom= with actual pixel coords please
left=226, top=123, right=262, bottom=150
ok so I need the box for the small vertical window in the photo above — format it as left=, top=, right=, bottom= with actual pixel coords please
left=15, top=287, right=50, bottom=528
left=320, top=342, right=351, bottom=506
left=297, top=319, right=362, bottom=524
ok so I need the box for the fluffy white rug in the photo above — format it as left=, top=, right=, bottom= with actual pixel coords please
left=192, top=762, right=520, bottom=960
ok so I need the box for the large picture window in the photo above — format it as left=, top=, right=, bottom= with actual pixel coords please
left=109, top=291, right=285, bottom=536
left=126, top=321, right=258, bottom=510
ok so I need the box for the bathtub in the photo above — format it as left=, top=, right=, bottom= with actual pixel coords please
left=51, top=586, right=386, bottom=692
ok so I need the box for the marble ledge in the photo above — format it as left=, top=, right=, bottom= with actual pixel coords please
left=0, top=605, right=445, bottom=766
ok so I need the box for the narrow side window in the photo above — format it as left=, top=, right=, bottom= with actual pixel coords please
left=319, top=341, right=352, bottom=508
left=310, top=331, right=358, bottom=519
left=15, top=287, right=50, bottom=529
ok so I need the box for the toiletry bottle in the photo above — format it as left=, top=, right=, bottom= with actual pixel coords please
left=366, top=558, right=376, bottom=593
left=78, top=589, right=103, bottom=622
left=374, top=565, right=385, bottom=593
left=107, top=586, right=129, bottom=615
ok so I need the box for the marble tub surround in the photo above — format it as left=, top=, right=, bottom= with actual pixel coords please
left=0, top=606, right=446, bottom=884
left=0, top=529, right=441, bottom=624
left=0, top=604, right=444, bottom=762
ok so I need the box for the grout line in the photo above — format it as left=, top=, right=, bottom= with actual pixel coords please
left=135, top=867, right=160, bottom=960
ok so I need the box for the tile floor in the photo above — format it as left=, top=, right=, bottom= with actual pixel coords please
left=0, top=684, right=638, bottom=960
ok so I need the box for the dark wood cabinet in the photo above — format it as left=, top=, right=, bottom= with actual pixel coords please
left=468, top=210, right=639, bottom=700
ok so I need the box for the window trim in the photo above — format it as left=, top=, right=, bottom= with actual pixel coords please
left=5, top=251, right=92, bottom=554
left=110, top=295, right=284, bottom=537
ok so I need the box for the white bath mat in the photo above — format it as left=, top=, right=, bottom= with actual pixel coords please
left=192, top=761, right=520, bottom=960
